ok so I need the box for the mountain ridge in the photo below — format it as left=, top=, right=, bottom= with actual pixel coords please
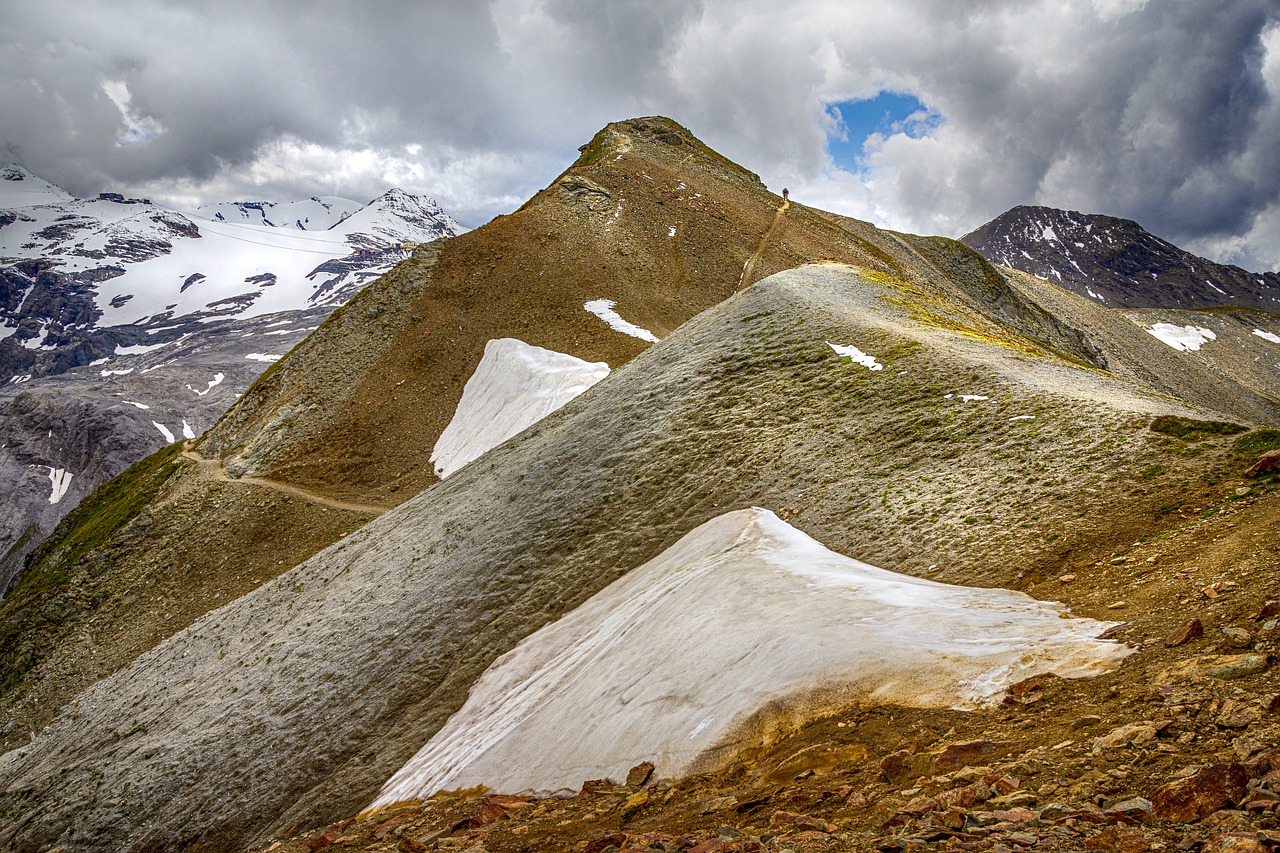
left=960, top=204, right=1280, bottom=311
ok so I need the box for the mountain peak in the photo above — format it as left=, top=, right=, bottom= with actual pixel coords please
left=0, top=164, right=74, bottom=207
left=0, top=163, right=35, bottom=181
left=570, top=116, right=764, bottom=190
left=961, top=204, right=1280, bottom=310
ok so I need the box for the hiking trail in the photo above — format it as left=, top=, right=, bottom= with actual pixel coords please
left=736, top=198, right=790, bottom=291
left=181, top=444, right=389, bottom=515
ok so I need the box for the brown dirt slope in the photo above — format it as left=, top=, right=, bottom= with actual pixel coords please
left=199, top=116, right=899, bottom=504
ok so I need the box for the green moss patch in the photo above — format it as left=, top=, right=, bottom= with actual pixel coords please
left=1149, top=415, right=1247, bottom=440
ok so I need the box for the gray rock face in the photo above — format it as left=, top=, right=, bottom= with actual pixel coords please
left=961, top=205, right=1280, bottom=311
left=0, top=266, right=1265, bottom=853
left=0, top=309, right=325, bottom=594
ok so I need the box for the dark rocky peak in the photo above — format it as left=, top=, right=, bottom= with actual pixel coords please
left=961, top=205, right=1280, bottom=311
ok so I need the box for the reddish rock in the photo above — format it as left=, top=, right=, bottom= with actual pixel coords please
left=896, top=796, right=939, bottom=817
left=1084, top=826, right=1150, bottom=853
left=933, top=741, right=1010, bottom=772
left=625, top=760, right=655, bottom=787
left=397, top=836, right=429, bottom=853
left=581, top=778, right=614, bottom=794
left=467, top=793, right=532, bottom=828
left=1253, top=601, right=1280, bottom=621
left=1150, top=763, right=1250, bottom=823
left=931, top=808, right=968, bottom=830
left=991, top=807, right=1039, bottom=824
left=1245, top=449, right=1280, bottom=477
left=936, top=786, right=981, bottom=810
left=688, top=840, right=730, bottom=853
left=1215, top=700, right=1259, bottom=729
left=372, top=814, right=413, bottom=840
left=992, top=776, right=1021, bottom=796
left=306, top=825, right=346, bottom=851
left=1003, top=674, right=1059, bottom=706
left=584, top=833, right=629, bottom=853
left=1165, top=619, right=1204, bottom=647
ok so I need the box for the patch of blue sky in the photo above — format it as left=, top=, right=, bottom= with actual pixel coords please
left=117, top=124, right=162, bottom=147
left=825, top=92, right=941, bottom=172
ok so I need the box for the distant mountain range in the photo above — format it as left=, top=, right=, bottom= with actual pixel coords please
left=961, top=204, right=1280, bottom=310
left=0, top=163, right=463, bottom=591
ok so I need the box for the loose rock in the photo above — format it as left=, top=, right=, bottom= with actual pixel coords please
left=1150, top=763, right=1249, bottom=823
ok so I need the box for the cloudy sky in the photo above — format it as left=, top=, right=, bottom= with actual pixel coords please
left=3, top=0, right=1280, bottom=271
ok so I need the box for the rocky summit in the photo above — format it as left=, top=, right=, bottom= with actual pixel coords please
left=961, top=204, right=1280, bottom=311
left=1, top=118, right=1279, bottom=853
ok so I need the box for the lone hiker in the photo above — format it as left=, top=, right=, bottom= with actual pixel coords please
left=782, top=187, right=789, bottom=201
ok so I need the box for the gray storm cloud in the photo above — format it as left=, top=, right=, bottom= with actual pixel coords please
left=2, top=0, right=1278, bottom=270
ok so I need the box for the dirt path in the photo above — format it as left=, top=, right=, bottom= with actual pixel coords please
left=736, top=199, right=790, bottom=291
left=180, top=445, right=389, bottom=515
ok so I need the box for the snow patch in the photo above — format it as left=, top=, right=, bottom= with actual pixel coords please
left=121, top=400, right=150, bottom=410
left=181, top=420, right=196, bottom=440
left=244, top=353, right=282, bottom=362
left=583, top=299, right=659, bottom=343
left=1253, top=329, right=1280, bottom=345
left=114, top=341, right=170, bottom=356
left=45, top=467, right=73, bottom=504
left=99, top=367, right=135, bottom=377
left=152, top=421, right=176, bottom=443
left=186, top=372, right=225, bottom=395
left=1009, top=415, right=1035, bottom=421
left=827, top=342, right=883, bottom=371
left=1146, top=323, right=1217, bottom=352
left=431, top=338, right=610, bottom=479
left=372, top=508, right=1130, bottom=803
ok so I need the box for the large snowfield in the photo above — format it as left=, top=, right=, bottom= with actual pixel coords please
left=373, top=508, right=1131, bottom=804
left=431, top=338, right=610, bottom=478
left=0, top=165, right=461, bottom=332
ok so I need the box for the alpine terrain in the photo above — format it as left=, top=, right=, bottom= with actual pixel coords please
left=0, top=163, right=463, bottom=590
left=1, top=118, right=1279, bottom=853
left=961, top=205, right=1280, bottom=310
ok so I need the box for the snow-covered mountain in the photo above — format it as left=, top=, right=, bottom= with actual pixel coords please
left=0, top=164, right=464, bottom=593
left=960, top=204, right=1280, bottom=310
left=0, top=166, right=464, bottom=379
left=194, top=196, right=362, bottom=231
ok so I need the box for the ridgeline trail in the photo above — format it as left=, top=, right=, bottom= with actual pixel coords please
left=180, top=444, right=389, bottom=515
left=736, top=198, right=790, bottom=291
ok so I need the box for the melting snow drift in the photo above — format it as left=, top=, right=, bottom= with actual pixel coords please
left=583, top=299, right=660, bottom=343
left=45, top=467, right=73, bottom=505
left=373, top=508, right=1130, bottom=804
left=431, top=338, right=610, bottom=478
left=1146, top=323, right=1216, bottom=352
